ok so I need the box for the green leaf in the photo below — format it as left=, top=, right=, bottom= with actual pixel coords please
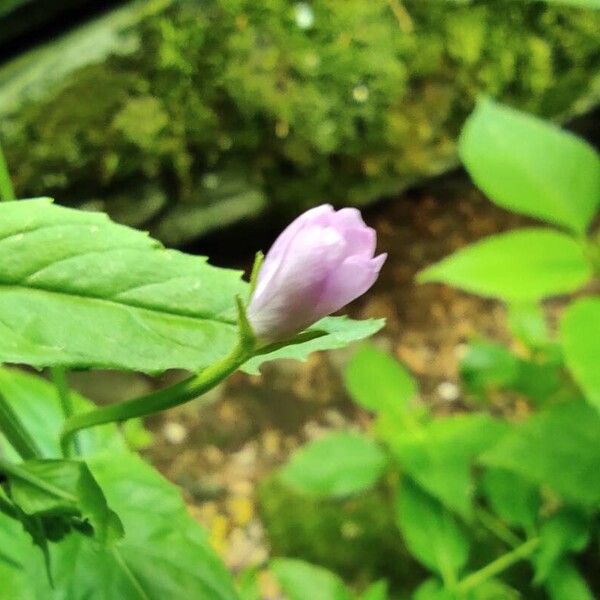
left=545, top=560, right=594, bottom=600
left=459, top=98, right=600, bottom=234
left=280, top=432, right=387, bottom=498
left=418, top=228, right=592, bottom=302
left=412, top=579, right=456, bottom=600
left=389, top=414, right=507, bottom=519
left=533, top=509, right=590, bottom=583
left=270, top=559, right=351, bottom=600
left=0, top=198, right=244, bottom=372
left=6, top=459, right=123, bottom=543
left=242, top=317, right=385, bottom=374
left=561, top=298, right=600, bottom=412
left=541, top=0, right=600, bottom=8
left=344, top=345, right=417, bottom=416
left=506, top=303, right=550, bottom=349
left=395, top=479, right=469, bottom=580
left=460, top=341, right=521, bottom=394
left=480, top=469, right=539, bottom=534
left=0, top=369, right=240, bottom=599
left=481, top=401, right=600, bottom=507
left=359, top=580, right=389, bottom=600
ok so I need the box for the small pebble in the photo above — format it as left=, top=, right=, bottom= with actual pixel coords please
left=163, top=421, right=188, bottom=444
left=437, top=381, right=460, bottom=402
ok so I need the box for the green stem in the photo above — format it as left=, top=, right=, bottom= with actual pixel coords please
left=475, top=506, right=523, bottom=549
left=51, top=367, right=80, bottom=457
left=457, top=537, right=540, bottom=594
left=0, top=140, right=16, bottom=201
left=0, top=392, right=42, bottom=459
left=0, top=457, right=76, bottom=503
left=60, top=341, right=252, bottom=455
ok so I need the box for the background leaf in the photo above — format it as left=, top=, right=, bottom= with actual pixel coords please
left=389, top=414, right=507, bottom=519
left=545, top=560, right=595, bottom=600
left=480, top=468, right=539, bottom=534
left=561, top=298, right=600, bottom=412
left=344, top=345, right=417, bottom=416
left=270, top=558, right=351, bottom=600
left=280, top=432, right=387, bottom=498
left=418, top=228, right=592, bottom=302
left=395, top=479, right=469, bottom=580
left=481, top=401, right=600, bottom=508
left=459, top=98, right=600, bottom=234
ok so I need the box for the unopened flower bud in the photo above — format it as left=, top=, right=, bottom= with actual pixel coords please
left=248, top=205, right=386, bottom=340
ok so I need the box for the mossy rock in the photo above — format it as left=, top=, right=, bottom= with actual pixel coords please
left=257, top=474, right=422, bottom=591
left=1, top=0, right=599, bottom=244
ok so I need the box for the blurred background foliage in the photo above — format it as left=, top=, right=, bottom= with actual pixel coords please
left=0, top=0, right=598, bottom=244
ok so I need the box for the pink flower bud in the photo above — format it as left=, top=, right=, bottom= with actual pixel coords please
left=248, top=204, right=386, bottom=340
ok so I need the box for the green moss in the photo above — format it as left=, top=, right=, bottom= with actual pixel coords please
left=1, top=0, right=599, bottom=243
left=257, top=474, right=421, bottom=590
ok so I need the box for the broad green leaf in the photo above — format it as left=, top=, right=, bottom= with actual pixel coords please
left=344, top=345, right=417, bottom=416
left=533, top=509, right=590, bottom=583
left=0, top=198, right=243, bottom=372
left=270, top=559, right=351, bottom=600
left=7, top=459, right=123, bottom=544
left=412, top=579, right=456, bottom=600
left=280, top=432, right=387, bottom=498
left=481, top=401, right=600, bottom=507
left=418, top=228, right=592, bottom=302
left=0, top=368, right=240, bottom=599
left=545, top=560, right=594, bottom=600
left=389, top=414, right=507, bottom=519
left=561, top=298, right=600, bottom=412
left=459, top=98, right=600, bottom=234
left=359, top=580, right=389, bottom=600
left=480, top=469, right=539, bottom=534
left=395, top=479, right=469, bottom=579
left=242, top=317, right=385, bottom=374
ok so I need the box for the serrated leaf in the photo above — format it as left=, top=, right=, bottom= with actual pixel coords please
left=0, top=198, right=244, bottom=372
left=344, top=345, right=417, bottom=416
left=0, top=368, right=240, bottom=599
left=271, top=559, right=351, bottom=600
left=280, top=432, right=387, bottom=498
left=418, top=228, right=592, bottom=302
left=459, top=98, right=600, bottom=234
left=533, top=509, right=590, bottom=583
left=480, top=468, right=539, bottom=534
left=389, top=414, right=507, bottom=519
left=242, top=317, right=385, bottom=374
left=481, top=401, right=600, bottom=507
left=395, top=479, right=469, bottom=579
left=561, top=298, right=600, bottom=412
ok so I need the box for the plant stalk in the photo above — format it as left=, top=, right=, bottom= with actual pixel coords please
left=51, top=368, right=81, bottom=458
left=0, top=392, right=43, bottom=459
left=457, top=537, right=540, bottom=593
left=61, top=340, right=253, bottom=455
left=0, top=140, right=15, bottom=201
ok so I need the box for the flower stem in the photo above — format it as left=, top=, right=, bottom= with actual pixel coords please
left=51, top=367, right=80, bottom=458
left=456, top=537, right=540, bottom=594
left=474, top=506, right=523, bottom=549
left=0, top=392, right=42, bottom=459
left=0, top=140, right=15, bottom=201
left=60, top=341, right=252, bottom=455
